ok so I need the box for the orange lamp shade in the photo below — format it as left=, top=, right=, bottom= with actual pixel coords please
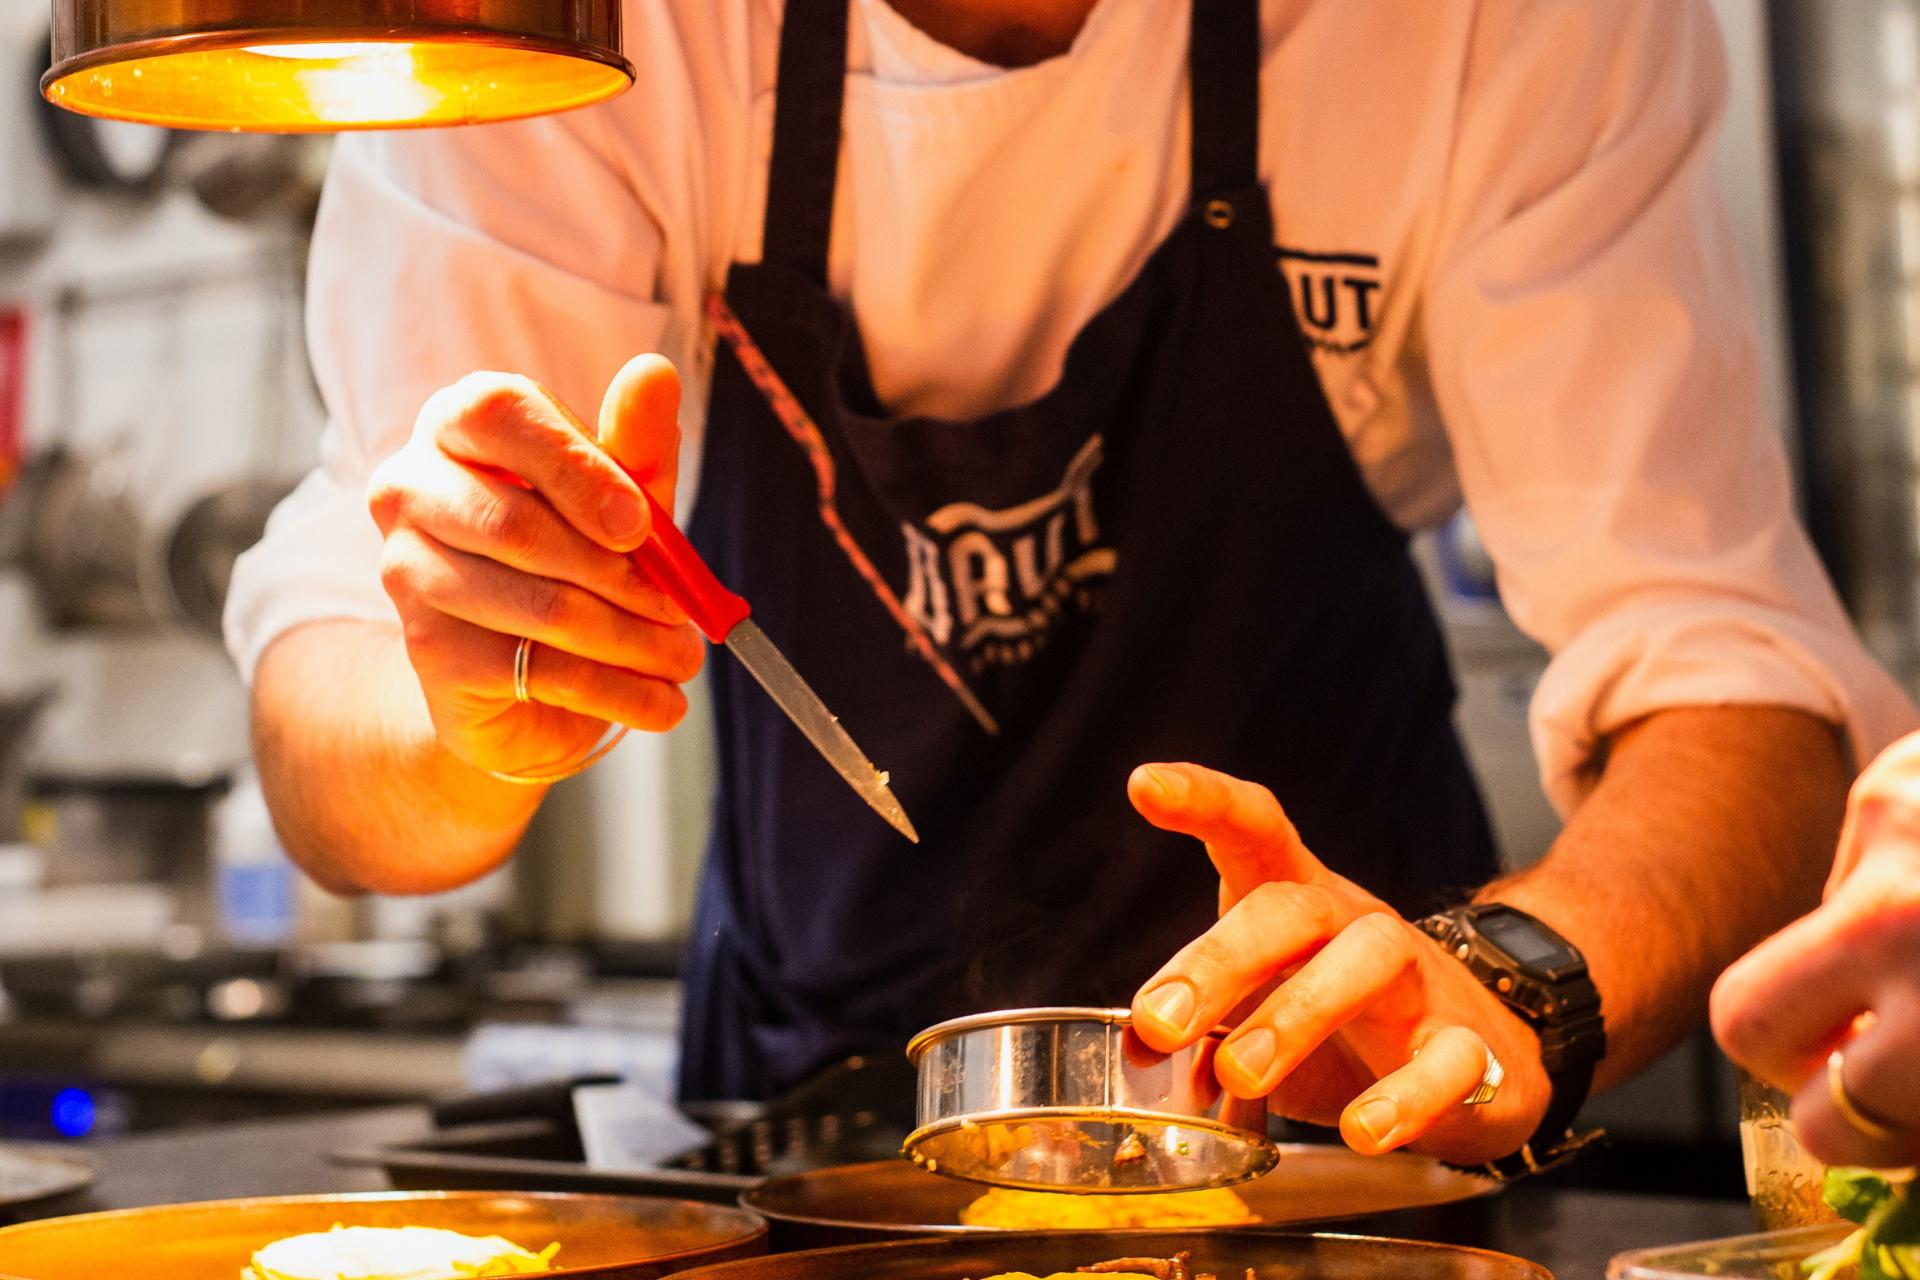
left=41, top=0, right=635, bottom=132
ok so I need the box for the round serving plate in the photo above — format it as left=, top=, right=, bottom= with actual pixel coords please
left=671, top=1228, right=1548, bottom=1280
left=0, top=1146, right=93, bottom=1211
left=0, top=1189, right=766, bottom=1280
left=742, top=1149, right=1500, bottom=1249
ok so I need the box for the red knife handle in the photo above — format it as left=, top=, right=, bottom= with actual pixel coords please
left=463, top=459, right=748, bottom=643
left=631, top=488, right=750, bottom=643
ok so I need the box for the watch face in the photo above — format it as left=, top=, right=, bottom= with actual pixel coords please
left=1474, top=906, right=1579, bottom=973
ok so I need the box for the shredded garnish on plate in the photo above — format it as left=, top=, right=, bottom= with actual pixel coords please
left=960, top=1190, right=1257, bottom=1230
left=975, top=1252, right=1257, bottom=1280
left=242, top=1224, right=560, bottom=1280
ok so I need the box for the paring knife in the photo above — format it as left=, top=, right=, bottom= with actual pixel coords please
left=628, top=488, right=919, bottom=844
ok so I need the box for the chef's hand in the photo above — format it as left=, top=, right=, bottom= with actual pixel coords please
left=1127, top=763, right=1550, bottom=1165
left=367, top=355, right=704, bottom=779
left=1712, top=732, right=1920, bottom=1168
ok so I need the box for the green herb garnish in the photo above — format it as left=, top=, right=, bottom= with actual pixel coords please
left=1802, top=1168, right=1919, bottom=1280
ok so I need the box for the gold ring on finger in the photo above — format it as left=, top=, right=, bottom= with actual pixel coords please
left=1828, top=1048, right=1900, bottom=1142
left=513, top=636, right=534, bottom=704
left=1463, top=1047, right=1504, bottom=1107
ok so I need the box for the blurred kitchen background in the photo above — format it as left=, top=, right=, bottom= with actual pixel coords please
left=0, top=0, right=1908, bottom=1195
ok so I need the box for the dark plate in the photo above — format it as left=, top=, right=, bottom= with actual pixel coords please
left=669, top=1229, right=1548, bottom=1280
left=741, top=1149, right=1501, bottom=1249
left=0, top=1146, right=92, bottom=1210
left=0, top=1189, right=766, bottom=1280
left=333, top=1120, right=760, bottom=1204
left=333, top=1053, right=914, bottom=1205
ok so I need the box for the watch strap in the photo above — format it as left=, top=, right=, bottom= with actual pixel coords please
left=1418, top=906, right=1608, bottom=1180
left=1475, top=1125, right=1608, bottom=1182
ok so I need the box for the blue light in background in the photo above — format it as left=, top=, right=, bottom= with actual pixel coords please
left=49, top=1087, right=95, bottom=1139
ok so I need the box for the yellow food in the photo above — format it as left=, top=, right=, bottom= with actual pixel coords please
left=959, top=1187, right=1258, bottom=1229
left=242, top=1225, right=560, bottom=1280
left=981, top=1274, right=1162, bottom=1280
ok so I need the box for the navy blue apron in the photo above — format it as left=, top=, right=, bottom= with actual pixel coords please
left=678, top=0, right=1498, bottom=1102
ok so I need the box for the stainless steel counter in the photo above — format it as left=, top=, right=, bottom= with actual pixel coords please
left=0, top=1019, right=468, bottom=1101
left=0, top=973, right=686, bottom=1137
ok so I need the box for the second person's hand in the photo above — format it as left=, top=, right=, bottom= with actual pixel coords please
left=367, top=355, right=706, bottom=781
left=1713, top=732, right=1920, bottom=1169
left=1127, top=762, right=1552, bottom=1166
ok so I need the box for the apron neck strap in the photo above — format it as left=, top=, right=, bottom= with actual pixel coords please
left=758, top=0, right=1263, bottom=283
left=1189, top=0, right=1260, bottom=196
left=763, top=0, right=852, bottom=283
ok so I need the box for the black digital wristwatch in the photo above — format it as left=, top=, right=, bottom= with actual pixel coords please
left=1416, top=902, right=1607, bottom=1179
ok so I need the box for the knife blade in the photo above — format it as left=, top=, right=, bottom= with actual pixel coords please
left=723, top=619, right=918, bottom=843
left=628, top=488, right=919, bottom=843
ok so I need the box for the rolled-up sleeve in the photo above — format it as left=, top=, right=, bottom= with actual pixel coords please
left=224, top=113, right=673, bottom=682
left=1422, top=0, right=1917, bottom=811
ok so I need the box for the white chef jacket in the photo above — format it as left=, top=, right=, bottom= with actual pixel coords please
left=225, top=0, right=1918, bottom=813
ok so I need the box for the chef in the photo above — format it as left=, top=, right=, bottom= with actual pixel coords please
left=228, top=0, right=1916, bottom=1171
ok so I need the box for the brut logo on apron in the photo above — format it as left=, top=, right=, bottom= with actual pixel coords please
left=902, top=435, right=1113, bottom=669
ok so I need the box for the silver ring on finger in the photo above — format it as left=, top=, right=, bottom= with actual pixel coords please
left=513, top=636, right=535, bottom=704
left=1462, top=1046, right=1505, bottom=1107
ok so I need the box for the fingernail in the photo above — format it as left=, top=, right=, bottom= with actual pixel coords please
left=1140, top=983, right=1195, bottom=1033
left=1352, top=1097, right=1399, bottom=1148
left=1145, top=765, right=1188, bottom=802
left=600, top=488, right=645, bottom=544
left=1221, top=1028, right=1276, bottom=1083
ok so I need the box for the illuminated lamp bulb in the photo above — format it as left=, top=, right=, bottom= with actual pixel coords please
left=41, top=1, right=634, bottom=132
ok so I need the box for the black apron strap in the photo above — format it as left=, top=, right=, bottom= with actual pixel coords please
left=763, top=0, right=852, bottom=284
left=1189, top=0, right=1260, bottom=197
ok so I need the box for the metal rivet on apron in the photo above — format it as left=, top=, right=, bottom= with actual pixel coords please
left=1203, top=198, right=1235, bottom=229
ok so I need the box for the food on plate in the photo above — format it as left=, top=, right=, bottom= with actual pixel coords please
left=1800, top=1168, right=1917, bottom=1280
left=980, top=1251, right=1254, bottom=1280
left=242, top=1224, right=561, bottom=1280
left=959, top=1187, right=1258, bottom=1228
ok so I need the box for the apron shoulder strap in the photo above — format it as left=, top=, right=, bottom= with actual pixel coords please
left=763, top=0, right=852, bottom=284
left=1188, top=0, right=1260, bottom=198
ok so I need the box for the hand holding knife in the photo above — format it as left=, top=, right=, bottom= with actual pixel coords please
left=436, top=355, right=917, bottom=843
